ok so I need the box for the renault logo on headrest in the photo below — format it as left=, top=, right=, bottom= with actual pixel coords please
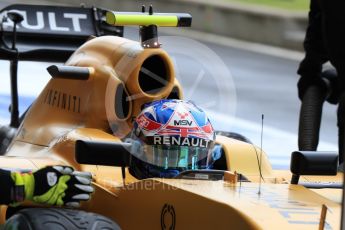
left=161, top=204, right=176, bottom=230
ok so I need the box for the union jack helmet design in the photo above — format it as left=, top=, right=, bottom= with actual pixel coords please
left=134, top=99, right=215, bottom=142
left=128, top=100, right=218, bottom=179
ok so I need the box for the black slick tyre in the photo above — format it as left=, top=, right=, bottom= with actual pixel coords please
left=3, top=208, right=121, bottom=230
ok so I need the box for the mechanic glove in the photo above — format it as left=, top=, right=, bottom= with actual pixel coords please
left=11, top=166, right=94, bottom=208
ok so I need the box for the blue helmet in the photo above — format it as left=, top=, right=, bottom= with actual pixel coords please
left=128, top=99, right=217, bottom=179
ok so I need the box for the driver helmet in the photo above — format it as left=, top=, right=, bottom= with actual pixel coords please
left=127, top=99, right=217, bottom=179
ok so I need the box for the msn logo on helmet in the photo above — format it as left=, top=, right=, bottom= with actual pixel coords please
left=174, top=120, right=193, bottom=126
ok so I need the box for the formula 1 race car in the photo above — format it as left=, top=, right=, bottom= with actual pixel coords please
left=0, top=3, right=343, bottom=230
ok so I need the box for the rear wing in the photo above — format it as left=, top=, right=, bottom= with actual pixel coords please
left=0, top=4, right=123, bottom=62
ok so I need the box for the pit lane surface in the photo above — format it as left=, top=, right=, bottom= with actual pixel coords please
left=0, top=20, right=337, bottom=170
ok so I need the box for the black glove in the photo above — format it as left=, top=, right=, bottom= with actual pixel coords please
left=11, top=166, right=94, bottom=207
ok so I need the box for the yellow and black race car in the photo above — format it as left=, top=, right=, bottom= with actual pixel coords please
left=0, top=4, right=343, bottom=230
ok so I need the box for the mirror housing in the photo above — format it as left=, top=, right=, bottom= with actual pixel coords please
left=75, top=140, right=131, bottom=167
left=290, top=151, right=338, bottom=184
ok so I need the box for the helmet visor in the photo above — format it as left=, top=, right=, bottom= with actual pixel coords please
left=128, top=137, right=215, bottom=170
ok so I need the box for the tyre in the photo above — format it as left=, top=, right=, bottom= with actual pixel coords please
left=215, top=131, right=252, bottom=144
left=0, top=107, right=30, bottom=155
left=3, top=208, right=121, bottom=230
left=0, top=125, right=17, bottom=155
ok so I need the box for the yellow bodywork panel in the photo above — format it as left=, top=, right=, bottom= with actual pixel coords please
left=77, top=179, right=341, bottom=230
left=216, top=135, right=273, bottom=178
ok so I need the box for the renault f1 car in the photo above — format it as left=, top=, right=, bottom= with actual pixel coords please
left=0, top=3, right=343, bottom=230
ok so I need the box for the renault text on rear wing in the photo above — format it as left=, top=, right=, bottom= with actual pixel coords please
left=0, top=4, right=123, bottom=62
